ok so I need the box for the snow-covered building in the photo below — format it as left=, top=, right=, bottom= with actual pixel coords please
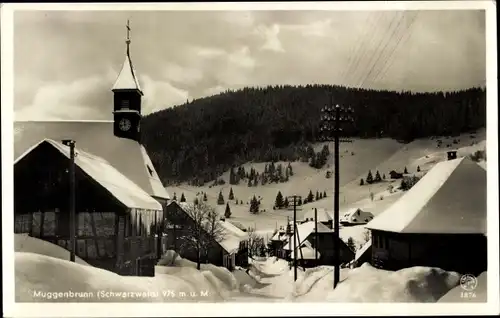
left=13, top=24, right=170, bottom=276
left=14, top=139, right=164, bottom=276
left=366, top=156, right=487, bottom=275
left=302, top=208, right=333, bottom=228
left=339, top=208, right=374, bottom=225
left=164, top=201, right=249, bottom=271
left=281, top=221, right=354, bottom=267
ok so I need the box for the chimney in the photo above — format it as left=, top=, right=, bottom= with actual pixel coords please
left=447, top=150, right=458, bottom=161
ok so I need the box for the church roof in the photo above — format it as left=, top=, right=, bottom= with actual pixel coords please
left=366, top=157, right=486, bottom=234
left=14, top=121, right=169, bottom=200
left=112, top=54, right=143, bottom=94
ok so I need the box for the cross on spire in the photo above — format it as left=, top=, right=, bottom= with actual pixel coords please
left=126, top=19, right=131, bottom=55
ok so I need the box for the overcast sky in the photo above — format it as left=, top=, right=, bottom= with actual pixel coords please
left=13, top=9, right=486, bottom=121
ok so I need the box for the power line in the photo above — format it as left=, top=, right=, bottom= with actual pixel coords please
left=373, top=12, right=420, bottom=85
left=338, top=12, right=378, bottom=82
left=345, top=12, right=387, bottom=87
left=357, top=11, right=405, bottom=88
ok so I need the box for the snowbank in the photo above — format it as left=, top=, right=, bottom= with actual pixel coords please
left=15, top=249, right=244, bottom=302
left=14, top=233, right=89, bottom=266
left=326, top=263, right=460, bottom=302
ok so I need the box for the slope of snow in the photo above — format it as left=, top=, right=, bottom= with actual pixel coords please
left=325, top=263, right=460, bottom=302
left=14, top=234, right=89, bottom=266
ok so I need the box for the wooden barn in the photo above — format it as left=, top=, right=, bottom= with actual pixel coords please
left=366, top=156, right=487, bottom=276
left=282, top=221, right=354, bottom=267
left=13, top=28, right=170, bottom=276
left=389, top=170, right=404, bottom=179
left=163, top=201, right=249, bottom=270
left=14, top=139, right=164, bottom=276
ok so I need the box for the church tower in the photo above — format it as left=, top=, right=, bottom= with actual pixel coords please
left=112, top=20, right=143, bottom=142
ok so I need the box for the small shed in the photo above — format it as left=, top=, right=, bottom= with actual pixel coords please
left=389, top=170, right=403, bottom=179
left=14, top=139, right=163, bottom=276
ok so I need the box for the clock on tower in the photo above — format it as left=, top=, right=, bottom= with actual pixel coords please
left=111, top=20, right=143, bottom=142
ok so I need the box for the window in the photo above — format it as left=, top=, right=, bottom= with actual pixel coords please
left=121, top=99, right=130, bottom=109
left=146, top=165, right=154, bottom=177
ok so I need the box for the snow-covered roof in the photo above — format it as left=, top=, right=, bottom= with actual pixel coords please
left=366, top=157, right=487, bottom=234
left=355, top=238, right=372, bottom=261
left=302, top=208, right=333, bottom=223
left=172, top=201, right=248, bottom=254
left=283, top=221, right=332, bottom=250
left=16, top=139, right=163, bottom=212
left=112, top=54, right=143, bottom=93
left=290, top=241, right=320, bottom=260
left=14, top=121, right=169, bottom=200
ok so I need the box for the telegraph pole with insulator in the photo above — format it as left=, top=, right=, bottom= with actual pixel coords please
left=320, top=100, right=354, bottom=289
left=286, top=195, right=302, bottom=281
left=62, top=139, right=76, bottom=262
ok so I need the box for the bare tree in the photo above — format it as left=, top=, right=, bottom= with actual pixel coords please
left=177, top=202, right=226, bottom=270
left=247, top=227, right=265, bottom=258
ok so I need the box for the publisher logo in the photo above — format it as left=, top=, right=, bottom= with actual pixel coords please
left=460, top=274, right=477, bottom=292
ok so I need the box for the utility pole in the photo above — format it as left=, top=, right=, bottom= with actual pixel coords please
left=320, top=101, right=354, bottom=289
left=314, top=208, right=318, bottom=262
left=287, top=195, right=302, bottom=281
left=62, top=139, right=76, bottom=262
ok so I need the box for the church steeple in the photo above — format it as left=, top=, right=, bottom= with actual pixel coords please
left=112, top=19, right=143, bottom=142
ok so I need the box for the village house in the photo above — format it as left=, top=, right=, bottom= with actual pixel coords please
left=302, top=208, right=334, bottom=229
left=281, top=221, right=354, bottom=268
left=339, top=208, right=374, bottom=225
left=163, top=201, right=249, bottom=270
left=13, top=23, right=170, bottom=276
left=366, top=153, right=487, bottom=276
left=14, top=139, right=164, bottom=276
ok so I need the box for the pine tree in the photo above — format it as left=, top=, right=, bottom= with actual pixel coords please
left=193, top=197, right=199, bottom=205
left=288, top=162, right=294, bottom=176
left=229, top=167, right=236, bottom=185
left=307, top=190, right=314, bottom=202
left=172, top=192, right=177, bottom=201
left=383, top=173, right=386, bottom=180
left=228, top=187, right=234, bottom=200
left=375, top=170, right=382, bottom=182
left=347, top=237, right=356, bottom=252
left=366, top=170, right=374, bottom=184
left=404, top=166, right=408, bottom=174
left=360, top=178, right=364, bottom=186
left=180, top=193, right=186, bottom=202
left=224, top=203, right=232, bottom=218
left=417, top=165, right=421, bottom=172
left=247, top=178, right=252, bottom=187
left=275, top=191, right=284, bottom=209
left=315, top=191, right=320, bottom=201
left=249, top=195, right=260, bottom=214
left=217, top=191, right=225, bottom=205
left=203, top=193, right=208, bottom=201
left=284, top=197, right=289, bottom=208
left=323, top=191, right=327, bottom=198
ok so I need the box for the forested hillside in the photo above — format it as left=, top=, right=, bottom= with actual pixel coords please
left=141, top=84, right=486, bottom=185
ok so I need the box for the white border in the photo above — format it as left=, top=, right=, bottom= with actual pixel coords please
left=2, top=1, right=498, bottom=317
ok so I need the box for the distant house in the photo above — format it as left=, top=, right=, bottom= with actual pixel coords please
left=389, top=170, right=403, bottom=179
left=282, top=221, right=354, bottom=267
left=14, top=139, right=164, bottom=276
left=339, top=208, right=374, bottom=225
left=302, top=208, right=334, bottom=229
left=366, top=157, right=487, bottom=276
left=163, top=201, right=248, bottom=271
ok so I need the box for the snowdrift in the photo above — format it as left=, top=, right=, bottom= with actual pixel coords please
left=15, top=233, right=89, bottom=266
left=16, top=252, right=231, bottom=302
left=291, top=263, right=461, bottom=302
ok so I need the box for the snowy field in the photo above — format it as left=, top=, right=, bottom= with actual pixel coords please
left=13, top=235, right=479, bottom=303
